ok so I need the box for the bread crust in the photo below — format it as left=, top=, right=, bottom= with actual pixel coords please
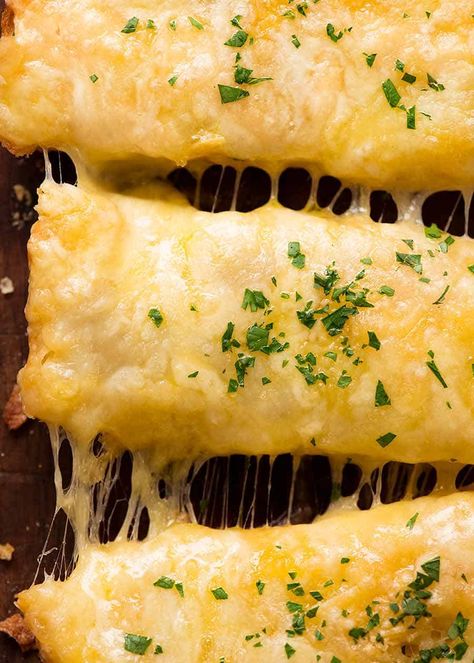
left=1, top=3, right=15, bottom=37
left=0, top=614, right=36, bottom=653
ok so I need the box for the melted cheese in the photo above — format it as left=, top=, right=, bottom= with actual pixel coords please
left=19, top=179, right=474, bottom=467
left=1, top=0, right=474, bottom=188
left=18, top=493, right=474, bottom=662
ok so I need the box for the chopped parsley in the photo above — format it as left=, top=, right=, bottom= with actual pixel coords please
left=364, top=52, right=377, bottom=67
left=211, top=586, right=229, bottom=600
left=448, top=612, right=469, bottom=641
left=396, top=252, right=423, bottom=274
left=291, top=34, right=301, bottom=48
left=402, top=72, right=416, bottom=84
left=234, top=65, right=272, bottom=85
left=154, top=644, right=164, bottom=655
left=218, top=85, right=249, bottom=104
left=376, top=432, right=396, bottom=448
left=314, top=264, right=339, bottom=294
left=256, top=580, right=265, bottom=595
left=337, top=370, right=352, bottom=389
left=284, top=642, right=296, bottom=659
left=439, top=235, right=455, bottom=253
left=188, top=16, right=204, bottom=30
left=242, top=289, right=269, bottom=312
left=379, top=285, right=395, bottom=297
left=148, top=308, right=163, bottom=327
left=154, top=576, right=175, bottom=589
left=224, top=30, right=248, bottom=47
left=406, top=512, right=419, bottom=530
left=222, top=322, right=240, bottom=352
left=426, top=354, right=448, bottom=388
left=188, top=371, right=199, bottom=378
left=427, top=73, right=445, bottom=91
left=405, top=105, right=416, bottom=129
left=124, top=634, right=152, bottom=655
left=382, top=79, right=401, bottom=107
left=424, top=223, right=443, bottom=239
left=288, top=241, right=306, bottom=269
left=233, top=354, right=255, bottom=388
left=433, top=285, right=450, bottom=305
left=227, top=379, right=238, bottom=393
left=168, top=75, right=179, bottom=86
left=322, top=305, right=358, bottom=336
left=367, top=331, right=381, bottom=350
left=121, top=17, right=139, bottom=33
left=247, top=323, right=270, bottom=351
left=375, top=380, right=391, bottom=407
left=326, top=23, right=343, bottom=42
left=297, top=301, right=318, bottom=329
left=89, top=74, right=99, bottom=83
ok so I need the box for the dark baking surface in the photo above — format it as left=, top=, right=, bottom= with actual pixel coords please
left=0, top=148, right=52, bottom=661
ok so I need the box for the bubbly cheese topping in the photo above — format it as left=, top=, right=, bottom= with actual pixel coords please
left=1, top=0, right=474, bottom=188
left=18, top=494, right=474, bottom=662
left=19, top=179, right=474, bottom=467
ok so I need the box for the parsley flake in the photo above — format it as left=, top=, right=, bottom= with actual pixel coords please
left=224, top=30, right=248, bottom=47
left=284, top=643, right=296, bottom=659
left=218, top=85, right=249, bottom=104
left=396, top=252, right=423, bottom=274
left=154, top=576, right=175, bottom=589
left=322, top=306, right=358, bottom=336
left=121, top=17, right=139, bottom=33
left=382, top=79, right=401, bottom=107
left=124, top=634, right=152, bottom=655
left=211, top=587, right=228, bottom=600
left=188, top=16, right=204, bottom=30
left=222, top=322, right=240, bottom=352
left=375, top=380, right=391, bottom=407
left=326, top=23, right=343, bottom=42
left=242, top=289, right=269, bottom=312
left=337, top=370, right=352, bottom=389
left=433, top=285, right=450, bottom=305
left=379, top=285, right=395, bottom=297
left=367, top=331, right=381, bottom=350
left=426, top=355, right=448, bottom=388
left=406, top=512, right=419, bottom=530
left=427, top=73, right=445, bottom=91
left=288, top=241, right=306, bottom=269
left=291, top=34, right=301, bottom=48
left=256, top=580, right=265, bottom=595
left=364, top=52, right=377, bottom=67
left=376, top=432, right=397, bottom=448
left=148, top=308, right=164, bottom=327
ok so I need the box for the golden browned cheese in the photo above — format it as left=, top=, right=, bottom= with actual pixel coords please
left=18, top=493, right=474, bottom=662
left=19, top=179, right=474, bottom=466
left=1, top=0, right=474, bottom=188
